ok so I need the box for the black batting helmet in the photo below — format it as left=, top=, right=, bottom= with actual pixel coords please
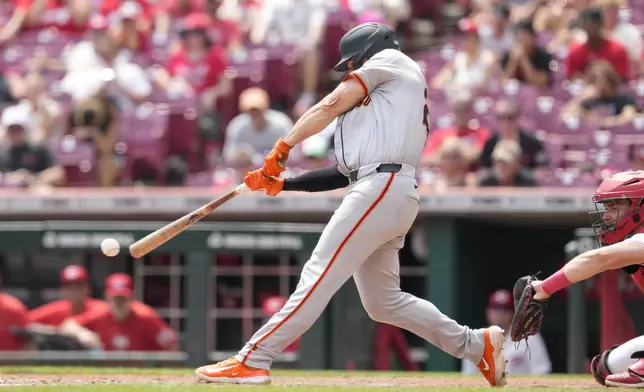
left=333, top=22, right=400, bottom=72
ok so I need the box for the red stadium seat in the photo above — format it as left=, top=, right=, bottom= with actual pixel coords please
left=116, top=105, right=169, bottom=185
left=55, top=135, right=97, bottom=187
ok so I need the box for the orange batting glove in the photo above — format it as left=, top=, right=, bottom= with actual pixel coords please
left=262, top=138, right=292, bottom=177
left=244, top=169, right=284, bottom=196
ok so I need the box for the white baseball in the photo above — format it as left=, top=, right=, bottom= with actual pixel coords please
left=101, top=238, right=120, bottom=257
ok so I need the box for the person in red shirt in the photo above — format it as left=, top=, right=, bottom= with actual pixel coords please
left=61, top=273, right=178, bottom=351
left=27, top=265, right=108, bottom=327
left=0, top=276, right=30, bottom=351
left=155, top=12, right=232, bottom=110
left=421, top=95, right=490, bottom=168
left=1, top=0, right=92, bottom=40
left=565, top=7, right=630, bottom=80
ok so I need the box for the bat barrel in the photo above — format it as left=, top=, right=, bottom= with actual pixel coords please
left=128, top=184, right=248, bottom=259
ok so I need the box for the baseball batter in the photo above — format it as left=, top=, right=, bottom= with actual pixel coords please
left=195, top=22, right=507, bottom=387
left=511, top=170, right=644, bottom=387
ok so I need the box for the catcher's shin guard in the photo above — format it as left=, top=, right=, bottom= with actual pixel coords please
left=591, top=345, right=618, bottom=386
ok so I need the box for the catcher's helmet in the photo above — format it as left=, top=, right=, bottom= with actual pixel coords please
left=590, top=170, right=644, bottom=245
left=333, top=22, right=400, bottom=72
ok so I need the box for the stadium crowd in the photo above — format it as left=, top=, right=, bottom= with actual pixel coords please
left=0, top=0, right=641, bottom=190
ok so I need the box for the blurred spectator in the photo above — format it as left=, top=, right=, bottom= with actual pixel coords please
left=577, top=0, right=643, bottom=74
left=479, top=139, right=538, bottom=186
left=462, top=289, right=551, bottom=374
left=24, top=48, right=66, bottom=74
left=0, top=0, right=92, bottom=43
left=421, top=94, right=489, bottom=168
left=479, top=99, right=549, bottom=170
left=27, top=265, right=108, bottom=327
left=60, top=273, right=178, bottom=351
left=0, top=285, right=30, bottom=351
left=534, top=0, right=590, bottom=53
left=0, top=103, right=64, bottom=188
left=109, top=1, right=150, bottom=55
left=153, top=0, right=201, bottom=45
left=300, top=134, right=331, bottom=169
left=223, top=87, right=293, bottom=162
left=501, top=19, right=553, bottom=87
left=225, top=143, right=258, bottom=183
left=218, top=0, right=263, bottom=40
left=61, top=15, right=152, bottom=111
left=427, top=137, right=478, bottom=190
left=345, top=0, right=411, bottom=27
left=70, top=93, right=119, bottom=187
left=203, top=0, right=244, bottom=52
left=431, top=18, right=496, bottom=95
left=564, top=7, right=630, bottom=81
left=19, top=72, right=62, bottom=143
left=0, top=71, right=21, bottom=105
left=250, top=0, right=326, bottom=117
left=100, top=0, right=154, bottom=27
left=562, top=60, right=637, bottom=126
left=155, top=13, right=231, bottom=113
left=478, top=4, right=515, bottom=56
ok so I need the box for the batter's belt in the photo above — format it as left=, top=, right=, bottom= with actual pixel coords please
left=348, top=163, right=416, bottom=183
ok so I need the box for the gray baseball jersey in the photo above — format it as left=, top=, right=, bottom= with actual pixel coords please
left=234, top=49, right=490, bottom=372
left=334, top=49, right=428, bottom=175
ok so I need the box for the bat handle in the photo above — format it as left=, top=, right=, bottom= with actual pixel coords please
left=235, top=183, right=249, bottom=193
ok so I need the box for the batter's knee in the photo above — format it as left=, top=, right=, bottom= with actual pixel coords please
left=360, top=293, right=402, bottom=324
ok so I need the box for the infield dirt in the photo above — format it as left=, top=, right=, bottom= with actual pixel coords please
left=0, top=373, right=601, bottom=389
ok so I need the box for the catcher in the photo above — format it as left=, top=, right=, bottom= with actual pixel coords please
left=510, top=170, right=644, bottom=387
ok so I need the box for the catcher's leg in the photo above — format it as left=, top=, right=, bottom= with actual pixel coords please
left=353, top=238, right=507, bottom=387
left=592, top=336, right=644, bottom=385
left=595, top=336, right=644, bottom=387
left=196, top=174, right=405, bottom=383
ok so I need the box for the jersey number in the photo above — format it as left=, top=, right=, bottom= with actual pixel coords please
left=422, top=88, right=430, bottom=134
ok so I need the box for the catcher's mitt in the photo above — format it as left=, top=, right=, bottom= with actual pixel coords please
left=510, top=275, right=547, bottom=342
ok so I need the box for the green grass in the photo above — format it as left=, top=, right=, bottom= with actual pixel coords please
left=0, top=387, right=612, bottom=392
left=0, top=366, right=608, bottom=392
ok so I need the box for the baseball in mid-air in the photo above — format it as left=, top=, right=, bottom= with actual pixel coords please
left=101, top=238, right=120, bottom=257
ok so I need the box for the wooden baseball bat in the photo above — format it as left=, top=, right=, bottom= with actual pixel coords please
left=129, top=183, right=249, bottom=259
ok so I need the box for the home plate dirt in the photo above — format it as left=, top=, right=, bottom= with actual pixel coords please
left=0, top=373, right=599, bottom=388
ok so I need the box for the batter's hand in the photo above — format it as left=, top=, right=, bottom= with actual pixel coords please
left=262, top=138, right=292, bottom=177
left=244, top=169, right=284, bottom=196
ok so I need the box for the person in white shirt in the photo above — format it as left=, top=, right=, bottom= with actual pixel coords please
left=60, top=14, right=152, bottom=112
left=431, top=19, right=496, bottom=95
left=462, top=289, right=552, bottom=375
left=479, top=4, right=515, bottom=56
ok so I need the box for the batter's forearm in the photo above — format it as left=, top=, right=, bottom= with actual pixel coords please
left=283, top=80, right=364, bottom=147
left=282, top=165, right=349, bottom=192
left=283, top=103, right=337, bottom=147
